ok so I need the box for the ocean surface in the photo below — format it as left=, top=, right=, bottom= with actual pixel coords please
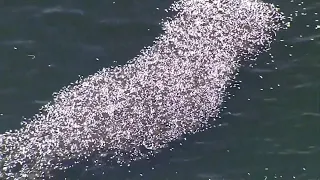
left=0, top=0, right=319, bottom=179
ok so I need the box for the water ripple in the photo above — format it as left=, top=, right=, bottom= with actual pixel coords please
left=0, top=40, right=35, bottom=46
left=41, top=6, right=85, bottom=15
left=301, top=112, right=320, bottom=117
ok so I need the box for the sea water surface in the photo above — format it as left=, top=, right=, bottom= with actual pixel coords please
left=0, top=0, right=319, bottom=179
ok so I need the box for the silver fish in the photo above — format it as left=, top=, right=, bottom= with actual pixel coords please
left=0, top=0, right=284, bottom=179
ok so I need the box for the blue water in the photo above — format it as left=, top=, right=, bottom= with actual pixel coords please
left=0, top=0, right=319, bottom=179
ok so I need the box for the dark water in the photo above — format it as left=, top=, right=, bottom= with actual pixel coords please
left=0, top=0, right=319, bottom=179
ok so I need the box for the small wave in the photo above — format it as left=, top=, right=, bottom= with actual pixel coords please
left=41, top=6, right=84, bottom=15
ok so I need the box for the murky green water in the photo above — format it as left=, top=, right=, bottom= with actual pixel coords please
left=0, top=0, right=319, bottom=179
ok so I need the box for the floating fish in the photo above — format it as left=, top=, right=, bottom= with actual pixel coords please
left=0, top=0, right=284, bottom=179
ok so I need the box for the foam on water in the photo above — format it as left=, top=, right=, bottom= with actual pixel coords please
left=0, top=0, right=285, bottom=179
